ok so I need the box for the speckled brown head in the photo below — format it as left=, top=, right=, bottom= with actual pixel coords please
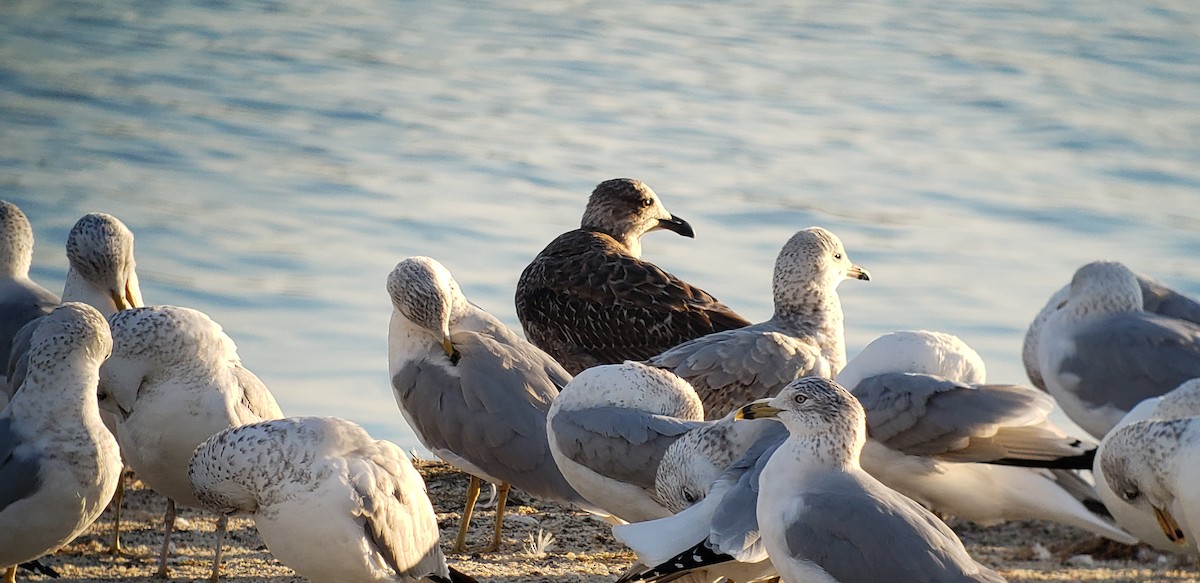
left=580, top=178, right=693, bottom=256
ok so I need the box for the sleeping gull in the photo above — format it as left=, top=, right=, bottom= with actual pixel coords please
left=649, top=226, right=869, bottom=418
left=0, top=200, right=59, bottom=395
left=840, top=331, right=1132, bottom=542
left=97, top=305, right=284, bottom=580
left=515, top=178, right=750, bottom=375
left=0, top=303, right=122, bottom=583
left=387, top=256, right=592, bottom=552
left=1095, top=377, right=1200, bottom=553
left=4, top=211, right=145, bottom=556
left=547, top=361, right=774, bottom=523
left=1022, top=269, right=1200, bottom=391
left=617, top=377, right=1006, bottom=583
left=1099, top=405, right=1200, bottom=556
left=190, top=416, right=479, bottom=583
left=1035, top=261, right=1200, bottom=438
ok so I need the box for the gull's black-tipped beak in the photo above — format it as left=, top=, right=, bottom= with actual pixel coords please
left=1154, top=505, right=1187, bottom=545
left=848, top=265, right=871, bottom=281
left=735, top=400, right=782, bottom=420
left=657, top=215, right=695, bottom=238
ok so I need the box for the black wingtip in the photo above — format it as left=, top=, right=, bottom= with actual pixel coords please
left=20, top=560, right=60, bottom=578
left=617, top=542, right=734, bottom=582
left=984, top=447, right=1096, bottom=470
left=443, top=566, right=481, bottom=583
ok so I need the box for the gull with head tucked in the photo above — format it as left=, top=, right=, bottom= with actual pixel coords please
left=0, top=200, right=59, bottom=395
left=1035, top=261, right=1200, bottom=439
left=649, top=226, right=869, bottom=419
left=97, top=305, right=283, bottom=581
left=190, top=416, right=480, bottom=583
left=515, top=178, right=750, bottom=375
left=388, top=256, right=591, bottom=553
left=0, top=303, right=121, bottom=583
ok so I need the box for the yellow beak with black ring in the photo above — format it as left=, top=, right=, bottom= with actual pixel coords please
left=736, top=400, right=783, bottom=420
left=1154, top=505, right=1187, bottom=545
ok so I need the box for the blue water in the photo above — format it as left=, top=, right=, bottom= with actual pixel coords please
left=3, top=0, right=1199, bottom=451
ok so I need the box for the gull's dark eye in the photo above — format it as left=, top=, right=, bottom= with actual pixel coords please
left=641, top=198, right=654, bottom=207
left=833, top=253, right=843, bottom=260
left=1121, top=488, right=1140, bottom=502
left=682, top=489, right=697, bottom=504
left=793, top=393, right=808, bottom=404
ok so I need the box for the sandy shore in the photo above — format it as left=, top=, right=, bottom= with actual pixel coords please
left=26, top=460, right=1199, bottom=583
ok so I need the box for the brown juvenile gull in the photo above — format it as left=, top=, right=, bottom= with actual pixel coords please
left=515, top=178, right=750, bottom=375
left=387, top=256, right=593, bottom=553
left=0, top=303, right=122, bottom=583
left=1022, top=267, right=1200, bottom=391
left=648, top=226, right=869, bottom=419
left=190, top=416, right=480, bottom=583
left=97, top=305, right=284, bottom=581
left=1034, top=261, right=1200, bottom=439
left=4, top=211, right=145, bottom=557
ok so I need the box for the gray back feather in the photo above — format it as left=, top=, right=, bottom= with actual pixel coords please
left=551, top=406, right=704, bottom=489
left=0, top=415, right=43, bottom=513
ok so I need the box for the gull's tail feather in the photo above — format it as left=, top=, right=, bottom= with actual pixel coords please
left=985, top=448, right=1096, bottom=470
left=429, top=566, right=480, bottom=583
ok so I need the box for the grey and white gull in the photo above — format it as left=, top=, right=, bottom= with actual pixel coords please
left=387, top=256, right=592, bottom=553
left=648, top=226, right=869, bottom=419
left=515, top=178, right=750, bottom=375
left=1022, top=267, right=1200, bottom=392
left=3, top=211, right=145, bottom=556
left=547, top=361, right=774, bottom=524
left=190, top=416, right=479, bottom=583
left=0, top=303, right=122, bottom=583
left=1099, top=398, right=1200, bottom=557
left=1095, top=377, right=1200, bottom=553
left=617, top=377, right=1006, bottom=583
left=0, top=200, right=59, bottom=399
left=97, top=305, right=284, bottom=581
left=1034, top=261, right=1200, bottom=439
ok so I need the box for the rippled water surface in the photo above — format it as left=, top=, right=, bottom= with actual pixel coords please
left=3, top=0, right=1199, bottom=449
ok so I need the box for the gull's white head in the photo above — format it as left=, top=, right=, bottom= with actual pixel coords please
left=64, top=213, right=144, bottom=314
left=97, top=305, right=237, bottom=419
left=386, top=256, right=471, bottom=359
left=1100, top=418, right=1193, bottom=547
left=0, top=200, right=35, bottom=278
left=26, top=301, right=112, bottom=381
left=1066, top=261, right=1143, bottom=318
left=771, top=227, right=869, bottom=311
left=559, top=361, right=703, bottom=418
left=736, top=376, right=867, bottom=459
left=836, top=330, right=987, bottom=390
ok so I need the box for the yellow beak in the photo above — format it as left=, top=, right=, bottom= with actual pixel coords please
left=441, top=336, right=455, bottom=359
left=1154, top=505, right=1186, bottom=545
left=735, top=401, right=782, bottom=420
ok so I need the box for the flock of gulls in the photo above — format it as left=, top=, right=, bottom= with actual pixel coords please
left=2, top=178, right=1200, bottom=583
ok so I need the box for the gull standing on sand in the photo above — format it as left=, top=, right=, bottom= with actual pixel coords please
left=97, top=305, right=283, bottom=581
left=547, top=361, right=774, bottom=523
left=0, top=201, right=58, bottom=397
left=0, top=303, right=122, bottom=583
left=190, top=416, right=479, bottom=583
left=648, top=226, right=869, bottom=419
left=515, top=178, right=750, bottom=375
left=4, top=211, right=145, bottom=556
left=388, top=256, right=591, bottom=553
left=1022, top=269, right=1200, bottom=392
left=1035, top=261, right=1200, bottom=439
left=1095, top=378, right=1200, bottom=553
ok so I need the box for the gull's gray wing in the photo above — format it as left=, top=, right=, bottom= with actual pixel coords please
left=550, top=406, right=705, bottom=490
left=707, top=423, right=789, bottom=559
left=516, top=230, right=750, bottom=375
left=650, top=327, right=828, bottom=420
left=854, top=372, right=1083, bottom=461
left=783, top=472, right=1004, bottom=583
left=1058, top=312, right=1200, bottom=411
left=1139, top=277, right=1200, bottom=325
left=0, top=415, right=43, bottom=513
left=230, top=362, right=284, bottom=422
left=349, top=441, right=448, bottom=581
left=0, top=282, right=57, bottom=372
left=3, top=318, right=38, bottom=400
left=391, top=329, right=583, bottom=505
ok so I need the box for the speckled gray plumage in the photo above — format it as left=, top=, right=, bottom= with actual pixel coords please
left=0, top=201, right=59, bottom=382
left=515, top=179, right=749, bottom=375
left=649, top=227, right=869, bottom=419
